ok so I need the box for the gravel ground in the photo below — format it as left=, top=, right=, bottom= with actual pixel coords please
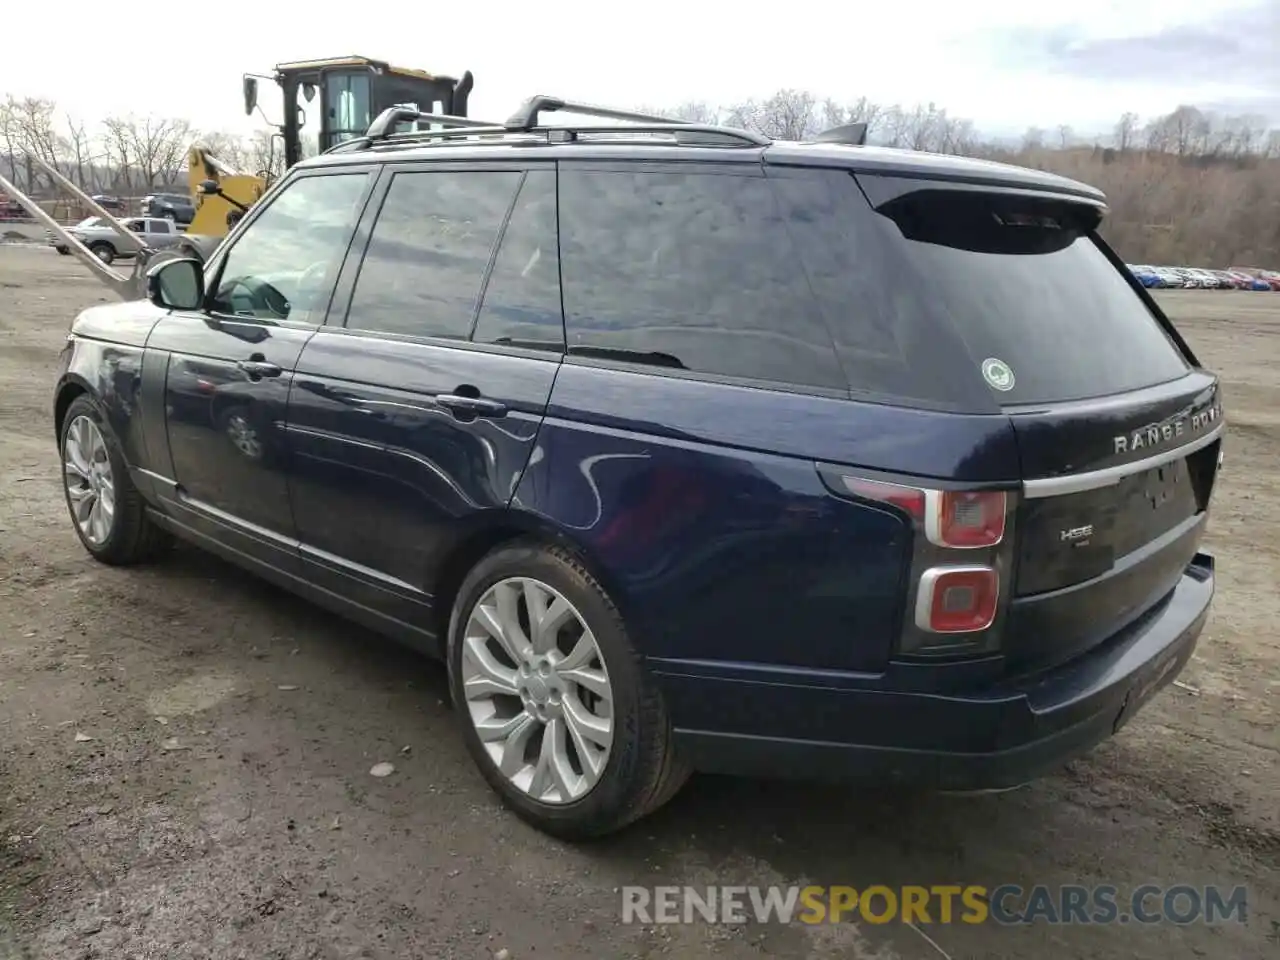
left=0, top=244, right=1276, bottom=959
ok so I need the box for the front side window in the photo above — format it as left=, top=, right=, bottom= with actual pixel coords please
left=209, top=172, right=370, bottom=323
left=346, top=170, right=522, bottom=340
left=558, top=168, right=847, bottom=392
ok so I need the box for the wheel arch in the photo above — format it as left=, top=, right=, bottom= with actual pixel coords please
left=53, top=375, right=93, bottom=441
left=430, top=508, right=633, bottom=643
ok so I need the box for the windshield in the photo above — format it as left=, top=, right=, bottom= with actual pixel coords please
left=75, top=217, right=102, bottom=228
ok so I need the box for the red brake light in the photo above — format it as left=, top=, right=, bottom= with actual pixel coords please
left=915, top=566, right=999, bottom=633
left=926, top=490, right=1007, bottom=548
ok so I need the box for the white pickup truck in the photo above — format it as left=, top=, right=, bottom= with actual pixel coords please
left=49, top=216, right=186, bottom=265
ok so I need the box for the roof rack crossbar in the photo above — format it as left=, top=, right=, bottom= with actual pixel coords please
left=504, top=95, right=690, bottom=131
left=365, top=105, right=504, bottom=140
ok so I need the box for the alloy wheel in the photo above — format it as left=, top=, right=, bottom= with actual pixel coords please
left=63, top=415, right=115, bottom=546
left=461, top=577, right=614, bottom=804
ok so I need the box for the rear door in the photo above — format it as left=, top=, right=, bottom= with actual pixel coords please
left=854, top=176, right=1222, bottom=673
left=286, top=162, right=564, bottom=635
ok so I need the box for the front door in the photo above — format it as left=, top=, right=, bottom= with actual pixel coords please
left=147, top=169, right=376, bottom=567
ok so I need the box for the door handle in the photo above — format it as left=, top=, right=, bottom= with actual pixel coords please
left=436, top=394, right=507, bottom=419
left=236, top=359, right=282, bottom=380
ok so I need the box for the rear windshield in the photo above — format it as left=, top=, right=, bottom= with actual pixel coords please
left=863, top=178, right=1191, bottom=405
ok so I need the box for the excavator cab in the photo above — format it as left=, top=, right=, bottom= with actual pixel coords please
left=247, top=56, right=475, bottom=167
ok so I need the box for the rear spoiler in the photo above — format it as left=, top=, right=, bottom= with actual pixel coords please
left=0, top=157, right=153, bottom=300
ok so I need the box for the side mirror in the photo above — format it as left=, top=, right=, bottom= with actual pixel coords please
left=147, top=258, right=204, bottom=311
left=302, top=82, right=317, bottom=103
left=243, top=76, right=259, bottom=116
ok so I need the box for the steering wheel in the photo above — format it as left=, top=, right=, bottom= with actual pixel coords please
left=222, top=275, right=291, bottom=318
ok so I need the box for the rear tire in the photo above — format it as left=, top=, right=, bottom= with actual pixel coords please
left=60, top=395, right=171, bottom=565
left=447, top=541, right=690, bottom=840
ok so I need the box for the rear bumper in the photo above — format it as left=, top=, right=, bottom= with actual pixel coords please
left=660, top=552, right=1213, bottom=789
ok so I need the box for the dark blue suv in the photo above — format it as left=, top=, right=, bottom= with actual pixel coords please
left=53, top=97, right=1223, bottom=839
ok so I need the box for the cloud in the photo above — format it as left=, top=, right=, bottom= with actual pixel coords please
left=985, top=1, right=1280, bottom=120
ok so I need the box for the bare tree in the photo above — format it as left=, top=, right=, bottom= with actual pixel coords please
left=247, top=129, right=286, bottom=180
left=6, top=96, right=64, bottom=190
left=727, top=90, right=818, bottom=140
left=1114, top=112, right=1139, bottom=151
left=0, top=98, right=21, bottom=186
left=63, top=115, right=94, bottom=189
left=820, top=97, right=884, bottom=137
left=197, top=131, right=249, bottom=170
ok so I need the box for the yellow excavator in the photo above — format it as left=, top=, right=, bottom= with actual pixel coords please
left=187, top=55, right=474, bottom=243
left=0, top=55, right=474, bottom=296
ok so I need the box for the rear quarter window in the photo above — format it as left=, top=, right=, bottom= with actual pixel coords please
left=557, top=166, right=848, bottom=394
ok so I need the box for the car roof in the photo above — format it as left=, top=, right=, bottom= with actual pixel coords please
left=298, top=135, right=1106, bottom=204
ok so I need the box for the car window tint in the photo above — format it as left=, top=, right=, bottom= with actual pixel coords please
left=863, top=178, right=1189, bottom=405
left=347, top=170, right=522, bottom=340
left=558, top=168, right=846, bottom=392
left=210, top=173, right=370, bottom=324
left=771, top=170, right=995, bottom=412
left=472, top=170, right=563, bottom=350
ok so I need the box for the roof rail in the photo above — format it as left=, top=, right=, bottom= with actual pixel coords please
left=332, top=99, right=771, bottom=155
left=812, top=122, right=869, bottom=146
left=503, top=95, right=770, bottom=146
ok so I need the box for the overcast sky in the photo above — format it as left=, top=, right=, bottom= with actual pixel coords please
left=2, top=0, right=1276, bottom=138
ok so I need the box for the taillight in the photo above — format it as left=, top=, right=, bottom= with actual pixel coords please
left=915, top=566, right=999, bottom=633
left=830, top=471, right=1018, bottom=659
left=926, top=490, right=1007, bottom=548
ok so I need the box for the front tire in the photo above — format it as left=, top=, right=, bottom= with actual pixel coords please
left=60, top=395, right=171, bottom=565
left=448, top=541, right=689, bottom=840
left=88, top=242, right=114, bottom=265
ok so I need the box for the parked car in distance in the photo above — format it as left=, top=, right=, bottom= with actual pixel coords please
left=1, top=196, right=26, bottom=219
left=1160, top=267, right=1199, bottom=288
left=50, top=215, right=185, bottom=264
left=1127, top=264, right=1164, bottom=288
left=1230, top=267, right=1280, bottom=291
left=141, top=192, right=195, bottom=224
left=90, top=195, right=126, bottom=213
left=52, top=102, right=1224, bottom=839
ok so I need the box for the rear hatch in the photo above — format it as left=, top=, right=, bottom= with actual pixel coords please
left=860, top=179, right=1222, bottom=674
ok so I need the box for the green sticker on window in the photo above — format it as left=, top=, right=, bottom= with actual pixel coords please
left=981, top=357, right=1015, bottom=392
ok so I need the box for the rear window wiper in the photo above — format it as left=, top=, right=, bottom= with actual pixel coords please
left=567, top=345, right=686, bottom=369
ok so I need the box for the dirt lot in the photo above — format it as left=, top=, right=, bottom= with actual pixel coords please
left=0, top=243, right=1275, bottom=959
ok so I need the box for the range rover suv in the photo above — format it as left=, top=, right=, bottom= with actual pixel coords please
left=52, top=97, right=1223, bottom=839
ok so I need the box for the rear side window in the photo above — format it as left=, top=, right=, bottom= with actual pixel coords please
left=558, top=168, right=847, bottom=393
left=472, top=169, right=563, bottom=349
left=347, top=170, right=522, bottom=340
left=862, top=176, right=1190, bottom=405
